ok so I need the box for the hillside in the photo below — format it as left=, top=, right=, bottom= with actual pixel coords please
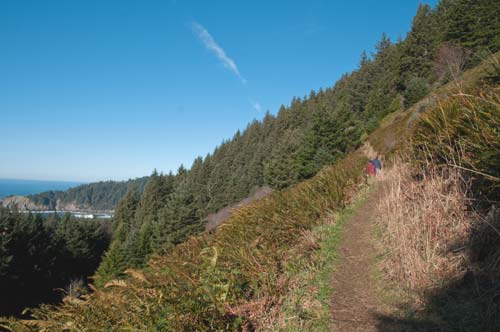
left=6, top=1, right=499, bottom=216
left=3, top=54, right=498, bottom=331
left=1, top=0, right=499, bottom=330
left=96, top=0, right=500, bottom=283
left=328, top=55, right=499, bottom=332
left=0, top=177, right=150, bottom=212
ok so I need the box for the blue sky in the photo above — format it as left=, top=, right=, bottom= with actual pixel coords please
left=1, top=0, right=438, bottom=182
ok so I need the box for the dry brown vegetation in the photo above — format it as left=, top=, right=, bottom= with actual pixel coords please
left=1, top=152, right=367, bottom=332
left=375, top=82, right=500, bottom=331
left=378, top=163, right=474, bottom=292
left=205, top=186, right=273, bottom=232
left=3, top=50, right=499, bottom=332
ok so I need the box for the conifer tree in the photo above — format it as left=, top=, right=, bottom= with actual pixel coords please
left=401, top=4, right=441, bottom=81
left=97, top=185, right=140, bottom=280
left=113, top=171, right=175, bottom=268
left=441, top=0, right=500, bottom=55
left=95, top=0, right=500, bottom=274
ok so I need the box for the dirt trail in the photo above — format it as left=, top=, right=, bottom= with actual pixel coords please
left=330, top=182, right=387, bottom=332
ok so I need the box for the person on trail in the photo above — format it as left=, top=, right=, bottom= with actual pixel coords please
left=372, top=156, right=382, bottom=175
left=366, top=160, right=376, bottom=177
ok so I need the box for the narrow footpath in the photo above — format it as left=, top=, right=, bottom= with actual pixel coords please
left=330, top=182, right=389, bottom=332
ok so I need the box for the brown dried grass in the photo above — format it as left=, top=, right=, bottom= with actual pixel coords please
left=377, top=162, right=474, bottom=293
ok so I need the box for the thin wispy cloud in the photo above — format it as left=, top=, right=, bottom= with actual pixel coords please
left=191, top=21, right=246, bottom=83
left=251, top=100, right=262, bottom=112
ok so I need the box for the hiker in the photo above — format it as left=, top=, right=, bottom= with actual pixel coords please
left=366, top=160, right=376, bottom=177
left=372, top=156, right=382, bottom=175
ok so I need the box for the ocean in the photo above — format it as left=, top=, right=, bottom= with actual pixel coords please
left=0, top=178, right=82, bottom=199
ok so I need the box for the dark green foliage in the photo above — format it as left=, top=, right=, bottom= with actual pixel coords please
left=440, top=0, right=500, bottom=57
left=29, top=177, right=149, bottom=211
left=401, top=4, right=441, bottom=81
left=98, top=0, right=500, bottom=277
left=413, top=88, right=500, bottom=204
left=153, top=181, right=202, bottom=250
left=2, top=0, right=500, bottom=329
left=110, top=186, right=141, bottom=243
left=52, top=214, right=110, bottom=277
left=96, top=187, right=140, bottom=280
left=122, top=171, right=175, bottom=267
left=403, top=76, right=431, bottom=107
left=0, top=208, right=110, bottom=316
left=295, top=110, right=358, bottom=179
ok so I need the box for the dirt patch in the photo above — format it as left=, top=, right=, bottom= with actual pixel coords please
left=330, top=183, right=389, bottom=332
left=205, top=186, right=273, bottom=231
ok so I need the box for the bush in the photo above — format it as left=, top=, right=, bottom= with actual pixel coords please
left=404, top=77, right=430, bottom=107
left=412, top=88, right=500, bottom=204
left=2, top=153, right=367, bottom=331
left=377, top=86, right=500, bottom=331
left=378, top=163, right=474, bottom=291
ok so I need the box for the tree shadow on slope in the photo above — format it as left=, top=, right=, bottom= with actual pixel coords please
left=375, top=275, right=500, bottom=332
left=375, top=212, right=500, bottom=332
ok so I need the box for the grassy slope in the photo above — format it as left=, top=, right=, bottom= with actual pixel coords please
left=271, top=188, right=371, bottom=331
left=368, top=51, right=500, bottom=157
left=373, top=68, right=500, bottom=331
left=265, top=53, right=500, bottom=331
left=2, top=153, right=368, bottom=331
left=2, top=54, right=498, bottom=332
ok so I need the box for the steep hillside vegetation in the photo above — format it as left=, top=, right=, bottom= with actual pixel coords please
left=97, top=0, right=500, bottom=281
left=1, top=0, right=499, bottom=330
left=16, top=0, right=499, bottom=215
left=0, top=210, right=110, bottom=317
left=26, top=177, right=149, bottom=212
left=2, top=152, right=368, bottom=331
left=4, top=58, right=497, bottom=331
left=267, top=53, right=500, bottom=332
left=371, top=71, right=499, bottom=331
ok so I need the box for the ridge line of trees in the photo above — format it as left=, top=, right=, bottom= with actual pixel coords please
left=98, top=0, right=500, bottom=280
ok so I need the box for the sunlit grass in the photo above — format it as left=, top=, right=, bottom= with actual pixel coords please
left=2, top=152, right=367, bottom=331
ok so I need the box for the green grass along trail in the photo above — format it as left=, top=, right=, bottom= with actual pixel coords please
left=330, top=181, right=386, bottom=332
left=329, top=178, right=414, bottom=332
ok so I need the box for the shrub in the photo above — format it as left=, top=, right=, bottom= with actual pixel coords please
left=2, top=153, right=367, bottom=331
left=412, top=88, right=500, bottom=204
left=404, top=77, right=430, bottom=107
left=377, top=86, right=500, bottom=331
left=378, top=163, right=474, bottom=291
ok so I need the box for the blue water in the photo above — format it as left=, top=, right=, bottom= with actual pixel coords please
left=0, top=179, right=82, bottom=199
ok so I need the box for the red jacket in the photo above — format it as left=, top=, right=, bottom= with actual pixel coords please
left=366, top=162, right=376, bottom=176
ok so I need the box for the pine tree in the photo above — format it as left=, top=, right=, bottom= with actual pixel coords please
left=441, top=0, right=500, bottom=55
left=96, top=241, right=126, bottom=282
left=0, top=207, right=15, bottom=277
left=152, top=179, right=202, bottom=252
left=112, top=185, right=140, bottom=244
left=121, top=171, right=174, bottom=266
left=401, top=3, right=441, bottom=81
left=97, top=185, right=140, bottom=280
